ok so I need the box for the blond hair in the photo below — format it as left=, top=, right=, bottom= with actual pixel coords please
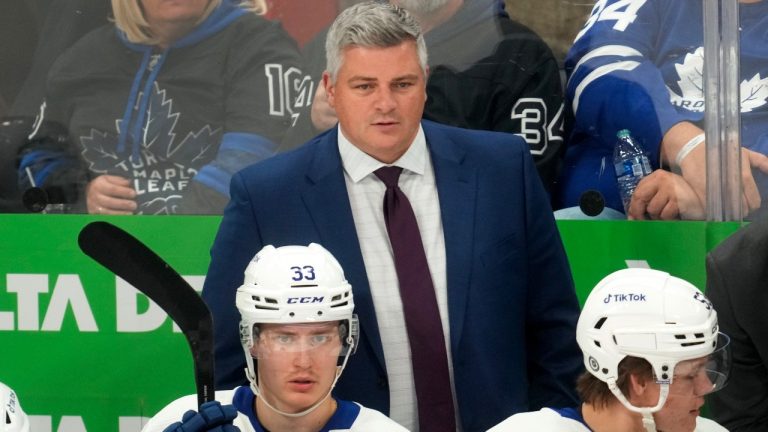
left=112, top=0, right=267, bottom=45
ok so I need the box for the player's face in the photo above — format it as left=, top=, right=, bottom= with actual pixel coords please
left=650, top=358, right=712, bottom=432
left=324, top=41, right=427, bottom=164
left=254, top=322, right=342, bottom=413
left=139, top=0, right=211, bottom=30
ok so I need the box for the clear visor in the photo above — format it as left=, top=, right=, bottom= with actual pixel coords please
left=250, top=322, right=348, bottom=359
left=664, top=333, right=731, bottom=396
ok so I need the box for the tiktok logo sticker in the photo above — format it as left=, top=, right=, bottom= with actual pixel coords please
left=603, top=293, right=647, bottom=303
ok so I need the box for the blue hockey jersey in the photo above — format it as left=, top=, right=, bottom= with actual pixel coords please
left=556, top=0, right=768, bottom=213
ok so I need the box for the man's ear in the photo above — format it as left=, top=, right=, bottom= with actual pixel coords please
left=322, top=71, right=335, bottom=108
left=628, top=372, right=660, bottom=407
left=629, top=373, right=650, bottom=395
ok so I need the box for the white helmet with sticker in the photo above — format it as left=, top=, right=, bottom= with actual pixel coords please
left=1, top=382, right=29, bottom=432
left=577, top=268, right=730, bottom=430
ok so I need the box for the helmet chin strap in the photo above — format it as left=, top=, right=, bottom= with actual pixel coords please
left=607, top=378, right=670, bottom=432
left=245, top=337, right=355, bottom=419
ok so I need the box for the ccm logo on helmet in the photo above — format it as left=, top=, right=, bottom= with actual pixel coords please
left=287, top=296, right=324, bottom=304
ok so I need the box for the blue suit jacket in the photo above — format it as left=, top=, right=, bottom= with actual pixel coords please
left=202, top=120, right=582, bottom=431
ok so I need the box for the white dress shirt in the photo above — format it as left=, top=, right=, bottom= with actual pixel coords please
left=338, top=125, right=456, bottom=431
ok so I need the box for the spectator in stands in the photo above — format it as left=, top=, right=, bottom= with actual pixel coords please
left=141, top=244, right=406, bottom=432
left=557, top=0, right=768, bottom=220
left=283, top=0, right=566, bottom=192
left=489, top=268, right=731, bottom=432
left=17, top=0, right=307, bottom=215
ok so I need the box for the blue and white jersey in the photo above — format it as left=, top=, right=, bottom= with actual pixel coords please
left=140, top=386, right=408, bottom=432
left=487, top=407, right=728, bottom=431
left=557, top=0, right=768, bottom=213
left=487, top=407, right=591, bottom=431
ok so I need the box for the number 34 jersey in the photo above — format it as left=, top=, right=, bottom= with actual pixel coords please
left=558, top=0, right=768, bottom=212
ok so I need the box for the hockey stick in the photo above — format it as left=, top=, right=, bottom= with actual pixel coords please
left=78, top=221, right=214, bottom=408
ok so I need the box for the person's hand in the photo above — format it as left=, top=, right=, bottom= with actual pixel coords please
left=744, top=148, right=768, bottom=209
left=627, top=170, right=705, bottom=220
left=678, top=145, right=768, bottom=216
left=162, top=401, right=240, bottom=432
left=663, top=121, right=768, bottom=217
left=310, top=84, right=338, bottom=132
left=86, top=174, right=137, bottom=214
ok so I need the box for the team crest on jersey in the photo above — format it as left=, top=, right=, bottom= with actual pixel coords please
left=668, top=47, right=768, bottom=113
left=79, top=83, right=219, bottom=214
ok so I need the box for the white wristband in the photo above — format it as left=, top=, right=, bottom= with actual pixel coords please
left=674, top=133, right=705, bottom=166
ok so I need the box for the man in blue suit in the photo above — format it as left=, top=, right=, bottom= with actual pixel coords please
left=201, top=2, right=582, bottom=431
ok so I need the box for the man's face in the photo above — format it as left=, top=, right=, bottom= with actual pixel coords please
left=323, top=41, right=427, bottom=164
left=650, top=358, right=712, bottom=432
left=253, top=322, right=342, bottom=413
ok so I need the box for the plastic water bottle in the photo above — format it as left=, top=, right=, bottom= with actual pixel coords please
left=614, top=129, right=652, bottom=214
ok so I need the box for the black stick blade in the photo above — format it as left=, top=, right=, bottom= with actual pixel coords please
left=78, top=221, right=214, bottom=408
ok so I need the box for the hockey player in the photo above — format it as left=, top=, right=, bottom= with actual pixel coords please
left=141, top=243, right=407, bottom=432
left=1, top=382, right=30, bottom=432
left=489, top=268, right=730, bottom=432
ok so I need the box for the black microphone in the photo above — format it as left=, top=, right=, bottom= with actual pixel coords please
left=22, top=186, right=72, bottom=213
left=22, top=187, right=49, bottom=213
left=579, top=189, right=605, bottom=217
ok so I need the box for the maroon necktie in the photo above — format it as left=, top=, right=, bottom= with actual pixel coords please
left=374, top=166, right=456, bottom=432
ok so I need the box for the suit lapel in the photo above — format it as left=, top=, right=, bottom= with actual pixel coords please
left=298, top=123, right=476, bottom=373
left=300, top=129, right=386, bottom=369
left=425, top=121, right=477, bottom=354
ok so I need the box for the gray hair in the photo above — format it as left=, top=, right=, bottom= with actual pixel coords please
left=324, top=1, right=428, bottom=82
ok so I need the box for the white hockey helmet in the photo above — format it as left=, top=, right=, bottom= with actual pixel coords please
left=236, top=243, right=358, bottom=352
left=236, top=243, right=359, bottom=417
left=1, top=382, right=29, bottom=432
left=577, top=269, right=730, bottom=415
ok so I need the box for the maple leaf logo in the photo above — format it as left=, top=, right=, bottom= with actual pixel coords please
left=668, top=46, right=768, bottom=113
left=741, top=73, right=768, bottom=113
left=140, top=195, right=184, bottom=215
left=80, top=82, right=220, bottom=214
left=668, top=47, right=705, bottom=111
left=80, top=129, right=121, bottom=173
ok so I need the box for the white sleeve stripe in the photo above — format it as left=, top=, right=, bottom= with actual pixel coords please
left=571, top=45, right=644, bottom=78
left=572, top=60, right=641, bottom=113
